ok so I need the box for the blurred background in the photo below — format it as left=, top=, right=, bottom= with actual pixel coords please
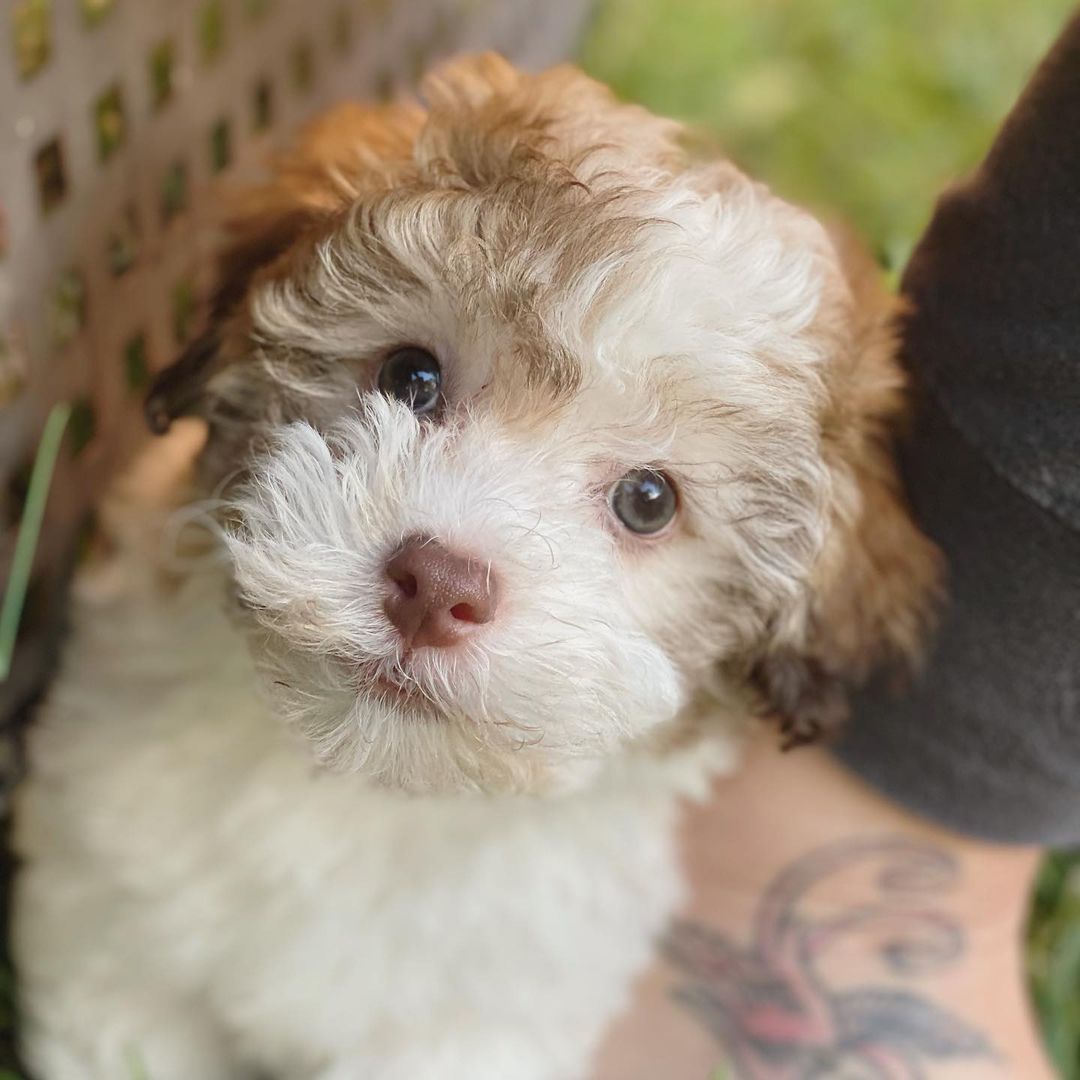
left=1, top=1, right=1078, bottom=1076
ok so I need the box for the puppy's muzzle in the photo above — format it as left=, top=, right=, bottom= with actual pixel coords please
left=383, top=535, right=499, bottom=649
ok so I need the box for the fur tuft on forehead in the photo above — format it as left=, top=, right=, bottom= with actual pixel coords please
left=418, top=53, right=685, bottom=188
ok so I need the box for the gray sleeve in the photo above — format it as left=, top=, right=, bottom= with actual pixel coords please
left=835, top=389, right=1080, bottom=846
left=833, top=13, right=1080, bottom=846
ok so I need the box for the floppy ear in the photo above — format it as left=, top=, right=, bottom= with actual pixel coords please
left=145, top=101, right=424, bottom=437
left=753, top=232, right=943, bottom=748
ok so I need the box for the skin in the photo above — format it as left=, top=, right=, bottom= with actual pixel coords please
left=592, top=729, right=1053, bottom=1080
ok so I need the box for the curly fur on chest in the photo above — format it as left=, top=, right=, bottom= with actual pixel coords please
left=13, top=515, right=729, bottom=1080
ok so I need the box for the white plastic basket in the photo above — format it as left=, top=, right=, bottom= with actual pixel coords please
left=0, top=0, right=591, bottom=720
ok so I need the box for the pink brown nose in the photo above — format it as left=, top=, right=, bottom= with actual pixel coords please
left=383, top=536, right=498, bottom=648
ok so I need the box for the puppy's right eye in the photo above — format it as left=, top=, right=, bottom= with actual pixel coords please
left=377, top=347, right=442, bottom=415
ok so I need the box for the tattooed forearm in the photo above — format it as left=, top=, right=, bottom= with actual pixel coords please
left=663, top=836, right=998, bottom=1079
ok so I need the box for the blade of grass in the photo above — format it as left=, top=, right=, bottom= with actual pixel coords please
left=0, top=402, right=72, bottom=681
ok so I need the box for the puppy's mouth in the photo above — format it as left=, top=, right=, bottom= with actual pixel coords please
left=357, top=663, right=443, bottom=716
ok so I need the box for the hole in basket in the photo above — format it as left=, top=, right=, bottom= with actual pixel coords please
left=330, top=6, right=353, bottom=54
left=0, top=333, right=27, bottom=409
left=124, top=333, right=150, bottom=392
left=34, top=138, right=67, bottom=214
left=161, top=161, right=188, bottom=224
left=81, top=0, right=115, bottom=27
left=94, top=83, right=127, bottom=162
left=12, top=0, right=52, bottom=80
left=50, top=269, right=87, bottom=349
left=291, top=38, right=314, bottom=92
left=172, top=278, right=197, bottom=345
left=199, top=1, right=226, bottom=64
left=4, top=457, right=34, bottom=530
left=374, top=69, right=394, bottom=102
left=210, top=117, right=231, bottom=173
left=107, top=203, right=141, bottom=277
left=149, top=38, right=175, bottom=111
left=253, top=78, right=274, bottom=131
left=432, top=11, right=453, bottom=51
left=408, top=42, right=428, bottom=84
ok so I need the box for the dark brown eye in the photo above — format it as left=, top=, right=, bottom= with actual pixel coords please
left=609, top=469, right=678, bottom=535
left=377, top=346, right=442, bottom=415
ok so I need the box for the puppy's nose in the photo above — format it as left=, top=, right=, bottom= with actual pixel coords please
left=383, top=537, right=498, bottom=648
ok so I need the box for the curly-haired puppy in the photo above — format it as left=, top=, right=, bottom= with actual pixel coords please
left=12, top=55, right=939, bottom=1080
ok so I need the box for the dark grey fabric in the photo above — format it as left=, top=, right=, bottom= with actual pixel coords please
left=835, top=14, right=1080, bottom=845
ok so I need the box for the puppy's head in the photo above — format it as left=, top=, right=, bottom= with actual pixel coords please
left=149, top=56, right=939, bottom=793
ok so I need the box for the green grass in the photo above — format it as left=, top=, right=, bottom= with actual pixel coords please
left=581, top=0, right=1076, bottom=269
left=1031, top=852, right=1080, bottom=1076
left=581, top=3, right=1080, bottom=1076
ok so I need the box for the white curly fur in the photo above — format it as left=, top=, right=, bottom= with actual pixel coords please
left=10, top=55, right=889, bottom=1080
left=228, top=396, right=685, bottom=793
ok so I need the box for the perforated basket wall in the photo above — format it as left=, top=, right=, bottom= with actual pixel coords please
left=0, top=0, right=592, bottom=723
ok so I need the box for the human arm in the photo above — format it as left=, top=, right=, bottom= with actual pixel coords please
left=592, top=730, right=1052, bottom=1079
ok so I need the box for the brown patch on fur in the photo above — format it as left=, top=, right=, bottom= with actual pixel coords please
left=819, top=229, right=943, bottom=674
left=753, top=227, right=943, bottom=744
left=146, top=101, right=424, bottom=434
left=146, top=59, right=667, bottom=440
left=512, top=338, right=583, bottom=400
left=211, top=100, right=427, bottom=320
left=751, top=651, right=850, bottom=749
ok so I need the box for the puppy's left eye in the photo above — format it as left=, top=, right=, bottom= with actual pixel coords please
left=378, top=346, right=442, bottom=415
left=609, top=469, right=678, bottom=536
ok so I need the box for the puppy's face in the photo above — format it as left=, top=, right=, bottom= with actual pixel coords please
left=149, top=56, right=938, bottom=794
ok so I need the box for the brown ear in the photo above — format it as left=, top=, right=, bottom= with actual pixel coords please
left=751, top=650, right=850, bottom=750
left=145, top=101, right=424, bottom=435
left=754, top=230, right=943, bottom=747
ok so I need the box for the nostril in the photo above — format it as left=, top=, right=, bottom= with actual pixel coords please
left=449, top=602, right=479, bottom=623
left=390, top=570, right=418, bottom=599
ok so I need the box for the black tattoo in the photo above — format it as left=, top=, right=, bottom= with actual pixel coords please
left=664, top=835, right=997, bottom=1078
